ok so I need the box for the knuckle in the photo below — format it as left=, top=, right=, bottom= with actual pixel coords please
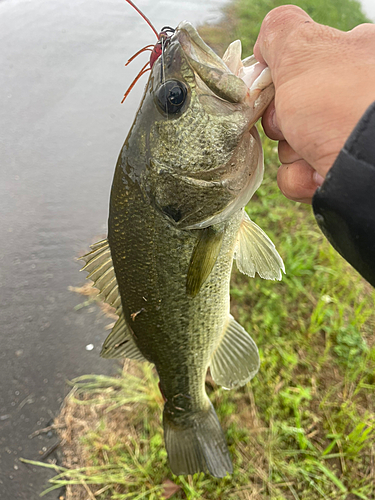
left=262, top=5, right=310, bottom=31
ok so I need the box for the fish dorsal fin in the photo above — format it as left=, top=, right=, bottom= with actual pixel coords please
left=80, top=239, right=122, bottom=315
left=100, top=315, right=147, bottom=361
left=80, top=239, right=146, bottom=362
left=210, top=314, right=260, bottom=389
left=235, top=211, right=285, bottom=280
left=186, top=227, right=225, bottom=297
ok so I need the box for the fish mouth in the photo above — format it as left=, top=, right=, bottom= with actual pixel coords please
left=174, top=21, right=232, bottom=75
left=172, top=21, right=273, bottom=106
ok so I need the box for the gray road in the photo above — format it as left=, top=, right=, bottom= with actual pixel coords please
left=0, top=0, right=225, bottom=498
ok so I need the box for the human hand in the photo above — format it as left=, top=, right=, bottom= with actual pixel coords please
left=254, top=5, right=375, bottom=203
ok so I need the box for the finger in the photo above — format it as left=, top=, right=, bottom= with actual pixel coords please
left=278, top=140, right=301, bottom=164
left=277, top=160, right=324, bottom=204
left=261, top=100, right=285, bottom=141
left=254, top=5, right=313, bottom=68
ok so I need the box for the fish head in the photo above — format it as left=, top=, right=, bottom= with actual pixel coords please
left=126, top=22, right=274, bottom=229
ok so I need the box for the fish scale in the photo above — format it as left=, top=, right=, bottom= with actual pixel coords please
left=81, top=21, right=284, bottom=477
left=110, top=170, right=240, bottom=383
left=151, top=98, right=244, bottom=173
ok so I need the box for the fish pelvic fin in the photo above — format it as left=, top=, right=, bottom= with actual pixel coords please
left=234, top=211, right=285, bottom=280
left=210, top=314, right=259, bottom=389
left=163, top=400, right=233, bottom=478
left=186, top=227, right=224, bottom=297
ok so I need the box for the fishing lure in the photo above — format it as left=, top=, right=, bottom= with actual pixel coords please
left=122, top=0, right=175, bottom=103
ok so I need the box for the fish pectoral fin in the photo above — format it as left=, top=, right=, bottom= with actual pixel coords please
left=186, top=227, right=225, bottom=297
left=234, top=211, right=285, bottom=280
left=101, top=314, right=147, bottom=361
left=210, top=314, right=260, bottom=389
left=79, top=239, right=122, bottom=315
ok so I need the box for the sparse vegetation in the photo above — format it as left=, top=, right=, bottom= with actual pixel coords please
left=199, top=0, right=371, bottom=56
left=26, top=1, right=375, bottom=498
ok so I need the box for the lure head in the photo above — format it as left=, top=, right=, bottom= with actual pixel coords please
left=150, top=27, right=175, bottom=68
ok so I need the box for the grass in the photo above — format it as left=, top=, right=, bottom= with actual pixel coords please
left=26, top=2, right=375, bottom=498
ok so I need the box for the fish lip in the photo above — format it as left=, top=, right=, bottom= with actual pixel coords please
left=173, top=21, right=231, bottom=74
left=172, top=22, right=250, bottom=104
left=172, top=22, right=274, bottom=107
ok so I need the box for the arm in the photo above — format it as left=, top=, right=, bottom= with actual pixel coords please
left=254, top=6, right=375, bottom=285
left=312, top=102, right=375, bottom=287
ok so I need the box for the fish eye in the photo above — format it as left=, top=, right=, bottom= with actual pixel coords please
left=156, top=80, right=188, bottom=115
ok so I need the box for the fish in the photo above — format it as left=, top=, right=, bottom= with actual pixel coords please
left=81, top=22, right=284, bottom=478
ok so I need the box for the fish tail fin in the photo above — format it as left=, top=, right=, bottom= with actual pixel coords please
left=163, top=401, right=233, bottom=478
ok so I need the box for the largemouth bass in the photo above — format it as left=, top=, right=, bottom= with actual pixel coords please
left=81, top=22, right=284, bottom=477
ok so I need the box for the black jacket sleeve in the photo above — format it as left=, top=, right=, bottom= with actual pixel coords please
left=312, top=101, right=375, bottom=288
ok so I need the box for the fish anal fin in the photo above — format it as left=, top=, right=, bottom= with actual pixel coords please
left=186, top=227, right=224, bottom=297
left=235, top=211, right=285, bottom=280
left=210, top=314, right=260, bottom=390
left=101, top=314, right=147, bottom=362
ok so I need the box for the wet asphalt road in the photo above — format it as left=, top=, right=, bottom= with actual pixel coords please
left=0, top=0, right=225, bottom=498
